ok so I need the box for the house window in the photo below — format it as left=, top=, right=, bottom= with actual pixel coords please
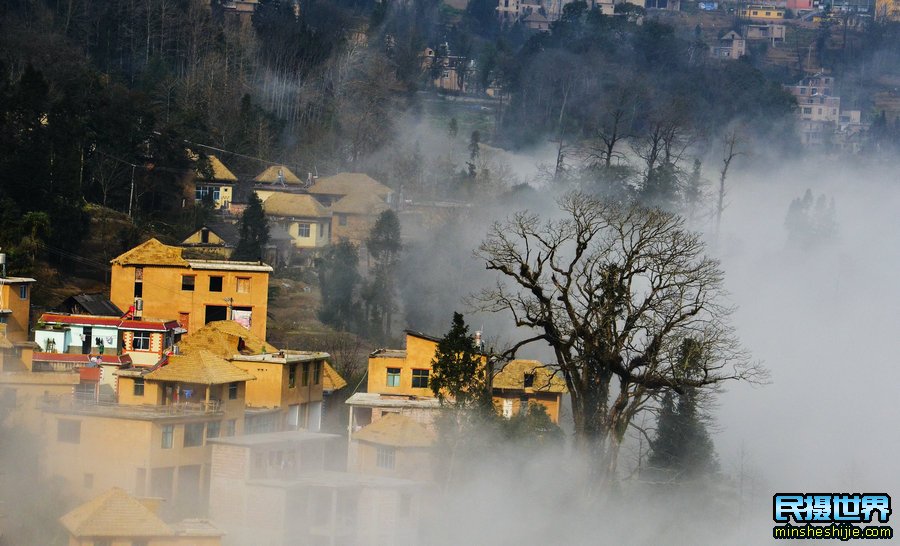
left=338, top=214, right=347, bottom=226
left=314, top=361, right=322, bottom=385
left=132, top=331, right=150, bottom=351
left=207, top=421, right=220, bottom=439
left=236, top=277, right=250, bottom=294
left=134, top=282, right=143, bottom=298
left=19, top=285, right=28, bottom=299
left=376, top=446, right=396, bottom=470
left=411, top=369, right=429, bottom=388
left=57, top=420, right=81, bottom=444
left=302, top=362, right=310, bottom=386
left=182, top=275, right=195, bottom=291
left=803, top=107, right=812, bottom=114
left=228, top=382, right=238, bottom=399
left=524, top=373, right=535, bottom=388
left=386, top=368, right=401, bottom=387
left=200, top=228, right=210, bottom=243
left=298, top=223, right=311, bottom=237
left=161, top=425, right=174, bottom=449
left=209, top=276, right=223, bottom=292
left=289, top=363, right=297, bottom=388
left=224, top=419, right=236, bottom=437
left=134, top=378, right=145, bottom=397
left=184, top=422, right=205, bottom=447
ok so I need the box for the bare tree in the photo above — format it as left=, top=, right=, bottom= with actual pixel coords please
left=476, top=193, right=762, bottom=486
left=715, top=130, right=743, bottom=241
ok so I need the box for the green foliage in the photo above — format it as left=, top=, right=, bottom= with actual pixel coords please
left=785, top=189, right=838, bottom=249
left=362, top=210, right=402, bottom=342
left=317, top=240, right=362, bottom=330
left=648, top=339, right=720, bottom=481
left=430, top=312, right=490, bottom=409
left=232, top=193, right=271, bottom=262
left=499, top=402, right=564, bottom=446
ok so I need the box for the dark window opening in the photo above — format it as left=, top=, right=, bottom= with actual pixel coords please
left=411, top=369, right=429, bottom=388
left=289, top=364, right=297, bottom=388
left=134, top=378, right=145, bottom=396
left=205, top=305, right=228, bottom=324
left=228, top=382, right=239, bottom=400
left=524, top=373, right=535, bottom=388
left=209, top=276, right=223, bottom=292
left=182, top=275, right=195, bottom=291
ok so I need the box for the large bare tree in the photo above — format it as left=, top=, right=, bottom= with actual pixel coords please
left=476, top=193, right=762, bottom=485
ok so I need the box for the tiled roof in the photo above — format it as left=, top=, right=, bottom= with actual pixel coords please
left=59, top=487, right=174, bottom=538
left=197, top=155, right=238, bottom=183
left=39, top=313, right=179, bottom=331
left=145, top=349, right=255, bottom=385
left=493, top=359, right=567, bottom=393
left=308, top=173, right=392, bottom=198
left=353, top=413, right=435, bottom=447
left=110, top=238, right=188, bottom=267
left=178, top=320, right=276, bottom=357
left=331, top=192, right=390, bottom=215
left=261, top=192, right=331, bottom=218
left=323, top=362, right=347, bottom=391
left=254, top=165, right=303, bottom=185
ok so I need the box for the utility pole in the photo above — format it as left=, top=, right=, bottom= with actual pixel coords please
left=128, top=164, right=136, bottom=219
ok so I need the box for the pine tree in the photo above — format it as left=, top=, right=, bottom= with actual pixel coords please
left=363, top=210, right=402, bottom=342
left=429, top=312, right=490, bottom=410
left=231, top=193, right=270, bottom=261
left=648, top=338, right=719, bottom=481
left=317, top=240, right=362, bottom=331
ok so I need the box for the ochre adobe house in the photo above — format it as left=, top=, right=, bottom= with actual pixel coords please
left=109, top=238, right=272, bottom=340
left=348, top=330, right=567, bottom=435
left=60, top=487, right=223, bottom=546
left=349, top=413, right=435, bottom=480
left=259, top=192, right=332, bottom=249
left=43, top=349, right=254, bottom=513
left=307, top=173, right=394, bottom=244
left=0, top=275, right=36, bottom=370
left=193, top=154, right=237, bottom=211
left=177, top=320, right=346, bottom=433
left=253, top=164, right=305, bottom=202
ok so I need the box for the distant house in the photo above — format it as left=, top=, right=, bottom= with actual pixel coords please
left=492, top=359, right=567, bottom=422
left=0, top=276, right=36, bottom=371
left=60, top=487, right=223, bottom=546
left=744, top=23, right=786, bottom=44
left=739, top=4, right=785, bottom=20
left=307, top=173, right=393, bottom=245
left=208, top=430, right=425, bottom=546
left=710, top=30, right=746, bottom=60
left=349, top=413, right=435, bottom=480
left=182, top=222, right=241, bottom=260
left=193, top=155, right=238, bottom=211
left=260, top=192, right=332, bottom=250
left=783, top=74, right=866, bottom=150
left=523, top=11, right=551, bottom=31
left=420, top=46, right=477, bottom=93
left=253, top=165, right=307, bottom=202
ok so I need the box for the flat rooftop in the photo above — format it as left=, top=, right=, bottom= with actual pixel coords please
left=0, top=277, right=36, bottom=284
left=345, top=392, right=441, bottom=410
left=249, top=470, right=422, bottom=490
left=208, top=429, right=339, bottom=448
left=231, top=350, right=330, bottom=364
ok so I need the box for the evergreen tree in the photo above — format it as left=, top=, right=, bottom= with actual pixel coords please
left=648, top=338, right=719, bottom=481
left=363, top=210, right=402, bottom=342
left=317, top=240, right=362, bottom=331
left=232, top=193, right=270, bottom=261
left=429, top=312, right=490, bottom=410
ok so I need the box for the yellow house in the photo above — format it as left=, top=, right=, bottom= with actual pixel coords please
left=41, top=349, right=254, bottom=513
left=331, top=192, right=391, bottom=244
left=109, top=238, right=272, bottom=340
left=739, top=5, right=785, bottom=20
left=349, top=330, right=566, bottom=434
left=60, top=487, right=223, bottom=546
left=194, top=155, right=237, bottom=211
left=180, top=222, right=240, bottom=260
left=259, top=192, right=332, bottom=249
left=177, top=320, right=345, bottom=433
left=253, top=165, right=305, bottom=203
left=491, top=359, right=566, bottom=423
left=307, top=173, right=393, bottom=207
left=349, top=413, right=435, bottom=480
left=0, top=276, right=36, bottom=371
left=877, top=0, right=900, bottom=20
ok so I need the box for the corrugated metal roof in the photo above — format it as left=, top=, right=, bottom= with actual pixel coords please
left=39, top=313, right=178, bottom=331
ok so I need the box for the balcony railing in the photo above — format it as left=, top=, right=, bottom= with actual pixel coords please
left=40, top=393, right=222, bottom=418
